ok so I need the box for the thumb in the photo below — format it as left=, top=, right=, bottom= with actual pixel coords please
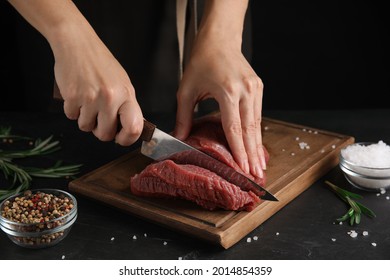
left=173, top=86, right=195, bottom=141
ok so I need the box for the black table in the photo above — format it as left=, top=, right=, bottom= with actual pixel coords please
left=1, top=109, right=390, bottom=260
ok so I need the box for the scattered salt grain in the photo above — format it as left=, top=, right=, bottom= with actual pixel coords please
left=386, top=196, right=390, bottom=200
left=276, top=232, right=280, bottom=236
left=61, top=255, right=66, bottom=260
left=314, top=131, right=318, bottom=134
left=144, top=233, right=148, bottom=237
left=163, top=241, right=168, bottom=246
left=321, top=149, right=325, bottom=153
left=264, top=126, right=269, bottom=131
left=282, top=148, right=286, bottom=152
left=381, top=189, right=386, bottom=194
left=331, top=144, right=336, bottom=149
left=291, top=152, right=295, bottom=156
left=371, top=242, right=377, bottom=247
left=299, top=142, right=308, bottom=150
left=331, top=238, right=336, bottom=242
left=362, top=231, right=369, bottom=236
left=246, top=237, right=252, bottom=243
left=132, top=235, right=137, bottom=240
left=302, top=128, right=307, bottom=132
left=339, top=221, right=343, bottom=225
left=110, top=237, right=115, bottom=241
left=253, top=236, right=258, bottom=241
left=295, top=137, right=300, bottom=141
left=178, top=257, right=183, bottom=260
left=376, top=193, right=381, bottom=196
left=348, top=230, right=358, bottom=238
left=308, top=130, right=312, bottom=133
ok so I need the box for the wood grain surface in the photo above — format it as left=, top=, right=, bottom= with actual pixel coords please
left=69, top=117, right=354, bottom=249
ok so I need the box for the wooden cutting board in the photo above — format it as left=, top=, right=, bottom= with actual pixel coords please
left=69, top=118, right=354, bottom=249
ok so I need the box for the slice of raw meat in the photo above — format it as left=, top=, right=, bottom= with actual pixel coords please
left=130, top=160, right=260, bottom=211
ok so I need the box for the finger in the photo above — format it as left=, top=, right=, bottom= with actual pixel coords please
left=115, top=100, right=143, bottom=146
left=240, top=95, right=263, bottom=178
left=254, top=80, right=266, bottom=170
left=219, top=98, right=249, bottom=174
left=78, top=104, right=98, bottom=132
left=92, top=109, right=117, bottom=142
left=173, top=83, right=195, bottom=140
left=63, top=100, right=80, bottom=120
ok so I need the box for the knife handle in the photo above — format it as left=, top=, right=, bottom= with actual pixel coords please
left=140, top=119, right=156, bottom=142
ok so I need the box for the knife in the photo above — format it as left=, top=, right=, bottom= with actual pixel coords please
left=139, top=119, right=278, bottom=201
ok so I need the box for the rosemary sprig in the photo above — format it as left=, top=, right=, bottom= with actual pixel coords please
left=325, top=180, right=376, bottom=226
left=0, top=128, right=82, bottom=201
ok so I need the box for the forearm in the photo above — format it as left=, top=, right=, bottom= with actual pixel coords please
left=198, top=0, right=249, bottom=49
left=7, top=0, right=95, bottom=52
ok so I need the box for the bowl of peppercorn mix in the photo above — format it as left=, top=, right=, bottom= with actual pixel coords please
left=0, top=189, right=77, bottom=249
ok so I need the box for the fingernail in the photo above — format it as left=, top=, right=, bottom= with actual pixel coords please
left=242, top=160, right=250, bottom=174
left=261, top=156, right=267, bottom=170
left=255, top=165, right=264, bottom=178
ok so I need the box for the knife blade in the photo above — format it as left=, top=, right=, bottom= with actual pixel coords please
left=139, top=119, right=278, bottom=201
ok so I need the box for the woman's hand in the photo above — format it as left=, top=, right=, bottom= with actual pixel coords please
left=51, top=23, right=143, bottom=146
left=8, top=0, right=144, bottom=146
left=174, top=33, right=266, bottom=179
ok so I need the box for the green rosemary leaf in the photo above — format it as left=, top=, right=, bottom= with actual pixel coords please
left=355, top=213, right=361, bottom=224
left=355, top=201, right=377, bottom=218
left=336, top=212, right=350, bottom=222
left=349, top=214, right=355, bottom=226
left=347, top=196, right=361, bottom=214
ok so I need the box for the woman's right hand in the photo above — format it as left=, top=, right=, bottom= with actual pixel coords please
left=50, top=21, right=144, bottom=146
left=8, top=0, right=144, bottom=146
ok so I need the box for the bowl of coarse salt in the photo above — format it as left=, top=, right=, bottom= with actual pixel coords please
left=339, top=141, right=390, bottom=191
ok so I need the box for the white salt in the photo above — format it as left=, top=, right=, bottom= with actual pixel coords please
left=331, top=144, right=336, bottom=149
left=331, top=238, right=336, bottom=242
left=132, top=235, right=137, bottom=240
left=163, top=241, right=168, bottom=246
left=110, top=237, right=115, bottom=241
left=276, top=232, right=280, bottom=236
left=246, top=237, right=252, bottom=243
left=342, top=141, right=390, bottom=168
left=299, top=142, right=308, bottom=150
left=61, top=255, right=66, bottom=260
left=362, top=231, right=369, bottom=236
left=144, top=233, right=148, bottom=237
left=348, top=231, right=358, bottom=238
left=253, top=236, right=258, bottom=241
left=295, top=137, right=300, bottom=141
left=291, top=152, right=295, bottom=156
left=178, top=257, right=183, bottom=260
left=387, top=196, right=390, bottom=200
left=371, top=242, right=377, bottom=247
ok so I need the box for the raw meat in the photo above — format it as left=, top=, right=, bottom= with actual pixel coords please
left=130, top=114, right=268, bottom=211
left=131, top=160, right=260, bottom=211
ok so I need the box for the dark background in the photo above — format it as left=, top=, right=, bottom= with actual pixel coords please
left=1, top=0, right=389, bottom=113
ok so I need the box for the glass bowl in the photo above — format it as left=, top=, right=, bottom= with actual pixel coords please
left=0, top=189, right=77, bottom=249
left=339, top=142, right=390, bottom=191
